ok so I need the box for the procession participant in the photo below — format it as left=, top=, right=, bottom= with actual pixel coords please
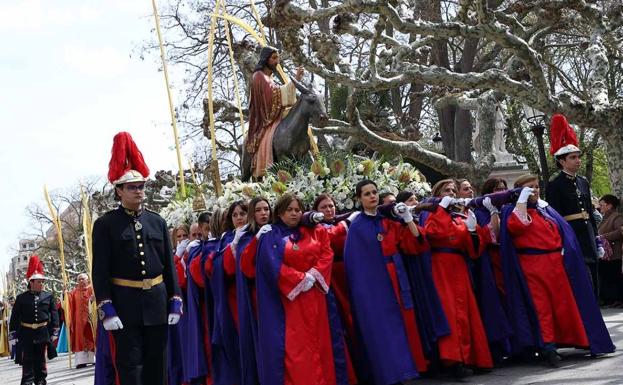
left=233, top=197, right=273, bottom=385
left=0, top=300, right=9, bottom=357
left=210, top=201, right=247, bottom=385
left=379, top=191, right=396, bottom=205
left=197, top=212, right=212, bottom=240
left=424, top=180, right=493, bottom=378
left=255, top=193, right=347, bottom=385
left=195, top=207, right=229, bottom=385
left=500, top=174, right=615, bottom=366
left=247, top=46, right=303, bottom=177
left=68, top=273, right=96, bottom=368
left=169, top=225, right=193, bottom=385
left=470, top=180, right=513, bottom=363
left=92, top=132, right=182, bottom=385
left=475, top=177, right=509, bottom=292
left=302, top=194, right=359, bottom=384
left=344, top=180, right=432, bottom=385
left=457, top=179, right=475, bottom=199
left=183, top=211, right=215, bottom=385
left=189, top=223, right=202, bottom=241
left=597, top=195, right=623, bottom=307
left=9, top=255, right=59, bottom=385
left=396, top=190, right=419, bottom=206
left=172, top=225, right=190, bottom=249
left=545, top=113, right=601, bottom=297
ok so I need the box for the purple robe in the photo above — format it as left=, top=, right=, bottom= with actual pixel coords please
left=94, top=321, right=116, bottom=385
left=184, top=242, right=209, bottom=382
left=235, top=231, right=260, bottom=385
left=210, top=231, right=241, bottom=385
left=344, top=212, right=419, bottom=385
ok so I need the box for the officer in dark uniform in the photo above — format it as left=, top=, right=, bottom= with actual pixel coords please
left=93, top=132, right=182, bottom=385
left=546, top=115, right=602, bottom=298
left=9, top=255, right=59, bottom=385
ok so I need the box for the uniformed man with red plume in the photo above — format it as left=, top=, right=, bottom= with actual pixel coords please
left=9, top=255, right=59, bottom=385
left=92, top=132, right=182, bottom=385
left=545, top=114, right=602, bottom=297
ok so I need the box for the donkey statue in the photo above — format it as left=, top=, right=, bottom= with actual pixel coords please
left=241, top=79, right=328, bottom=181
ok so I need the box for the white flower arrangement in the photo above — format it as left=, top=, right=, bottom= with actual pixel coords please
left=159, top=155, right=431, bottom=225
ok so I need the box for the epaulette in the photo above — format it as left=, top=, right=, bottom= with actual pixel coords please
left=144, top=207, right=161, bottom=216
left=577, top=175, right=588, bottom=181
left=548, top=172, right=562, bottom=182
left=101, top=209, right=116, bottom=217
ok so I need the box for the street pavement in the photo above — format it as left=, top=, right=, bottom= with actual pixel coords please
left=1, top=309, right=623, bottom=384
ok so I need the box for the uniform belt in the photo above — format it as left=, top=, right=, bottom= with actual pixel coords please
left=111, top=274, right=163, bottom=290
left=564, top=212, right=589, bottom=221
left=21, top=321, right=48, bottom=329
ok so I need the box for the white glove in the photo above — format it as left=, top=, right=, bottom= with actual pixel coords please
left=256, top=224, right=272, bottom=239
left=103, top=316, right=124, bottom=331
left=597, top=246, right=605, bottom=259
left=347, top=211, right=360, bottom=223
left=301, top=272, right=316, bottom=292
left=311, top=212, right=325, bottom=223
left=168, top=313, right=181, bottom=325
left=465, top=210, right=477, bottom=232
left=482, top=197, right=499, bottom=215
left=186, top=239, right=201, bottom=252
left=439, top=196, right=456, bottom=209
left=517, top=187, right=535, bottom=204
left=175, top=239, right=190, bottom=257
left=393, top=202, right=413, bottom=223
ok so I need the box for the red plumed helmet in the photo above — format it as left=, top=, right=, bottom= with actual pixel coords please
left=549, top=113, right=580, bottom=157
left=107, top=132, right=150, bottom=185
left=26, top=255, right=46, bottom=281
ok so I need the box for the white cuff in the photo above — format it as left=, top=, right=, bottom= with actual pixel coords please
left=512, top=208, right=531, bottom=225
left=286, top=277, right=309, bottom=301
left=307, top=267, right=329, bottom=294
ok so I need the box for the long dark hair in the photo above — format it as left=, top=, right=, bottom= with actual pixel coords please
left=254, top=46, right=278, bottom=72
left=225, top=200, right=248, bottom=232
left=247, top=197, right=272, bottom=234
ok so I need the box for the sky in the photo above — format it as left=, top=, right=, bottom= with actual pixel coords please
left=0, top=1, right=192, bottom=273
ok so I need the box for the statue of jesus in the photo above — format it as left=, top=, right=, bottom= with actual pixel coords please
left=246, top=46, right=304, bottom=178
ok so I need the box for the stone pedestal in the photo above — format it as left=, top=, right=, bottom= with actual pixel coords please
left=488, top=162, right=529, bottom=188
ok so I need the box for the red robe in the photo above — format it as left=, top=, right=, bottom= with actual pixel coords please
left=425, top=207, right=493, bottom=368
left=68, top=285, right=95, bottom=352
left=507, top=208, right=589, bottom=347
left=274, top=225, right=337, bottom=385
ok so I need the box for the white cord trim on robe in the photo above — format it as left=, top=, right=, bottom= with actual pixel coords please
left=286, top=275, right=309, bottom=301
left=307, top=267, right=329, bottom=294
left=512, top=208, right=531, bottom=225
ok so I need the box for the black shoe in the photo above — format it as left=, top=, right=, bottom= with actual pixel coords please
left=76, top=363, right=87, bottom=369
left=451, top=363, right=473, bottom=380
left=542, top=350, right=561, bottom=368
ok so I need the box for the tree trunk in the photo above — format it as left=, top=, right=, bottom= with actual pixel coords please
left=603, top=131, right=623, bottom=197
